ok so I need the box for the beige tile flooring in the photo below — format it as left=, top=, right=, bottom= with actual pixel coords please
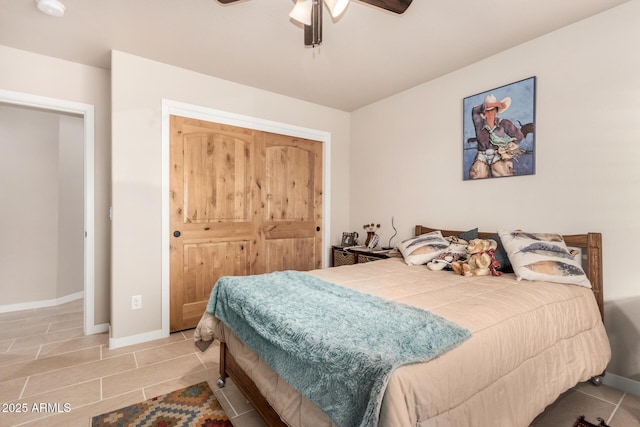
left=0, top=300, right=638, bottom=427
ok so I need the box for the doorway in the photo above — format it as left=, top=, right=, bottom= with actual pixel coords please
left=0, top=89, right=96, bottom=335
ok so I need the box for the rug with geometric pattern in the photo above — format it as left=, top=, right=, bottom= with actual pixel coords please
left=91, top=381, right=233, bottom=427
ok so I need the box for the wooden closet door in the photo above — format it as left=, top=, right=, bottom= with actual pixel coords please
left=259, top=132, right=323, bottom=273
left=169, top=116, right=323, bottom=331
left=169, top=116, right=258, bottom=332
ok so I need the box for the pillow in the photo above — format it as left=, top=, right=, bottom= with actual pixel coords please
left=497, top=230, right=591, bottom=288
left=426, top=236, right=469, bottom=271
left=488, top=233, right=512, bottom=273
left=457, top=228, right=479, bottom=241
left=398, top=230, right=449, bottom=265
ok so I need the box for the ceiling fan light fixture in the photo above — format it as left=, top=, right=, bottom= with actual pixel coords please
left=289, top=0, right=313, bottom=26
left=36, top=0, right=65, bottom=17
left=218, top=0, right=413, bottom=47
left=324, top=0, right=349, bottom=18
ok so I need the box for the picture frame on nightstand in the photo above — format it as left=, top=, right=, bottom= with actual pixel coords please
left=340, top=231, right=358, bottom=246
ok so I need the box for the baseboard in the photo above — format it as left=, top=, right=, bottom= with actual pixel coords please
left=86, top=322, right=110, bottom=335
left=603, top=372, right=640, bottom=396
left=0, top=291, right=84, bottom=313
left=108, top=328, right=169, bottom=350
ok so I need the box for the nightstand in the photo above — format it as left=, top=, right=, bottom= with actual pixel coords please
left=331, top=246, right=392, bottom=266
left=349, top=247, right=392, bottom=263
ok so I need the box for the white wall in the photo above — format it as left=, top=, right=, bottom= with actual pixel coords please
left=0, top=45, right=111, bottom=324
left=350, top=1, right=640, bottom=381
left=110, top=51, right=351, bottom=342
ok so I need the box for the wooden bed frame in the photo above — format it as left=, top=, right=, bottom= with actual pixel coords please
left=216, top=226, right=605, bottom=427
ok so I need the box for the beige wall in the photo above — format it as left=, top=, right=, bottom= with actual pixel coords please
left=0, top=45, right=111, bottom=324
left=0, top=106, right=84, bottom=305
left=110, top=51, right=351, bottom=341
left=350, top=1, right=640, bottom=381
left=0, top=105, right=60, bottom=304
left=57, top=114, right=85, bottom=298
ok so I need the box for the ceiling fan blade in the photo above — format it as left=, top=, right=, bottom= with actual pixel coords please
left=358, top=0, right=413, bottom=14
left=217, top=0, right=412, bottom=14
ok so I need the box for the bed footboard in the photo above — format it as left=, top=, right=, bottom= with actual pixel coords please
left=218, top=342, right=287, bottom=427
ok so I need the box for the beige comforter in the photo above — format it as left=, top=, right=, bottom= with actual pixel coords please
left=194, top=257, right=611, bottom=427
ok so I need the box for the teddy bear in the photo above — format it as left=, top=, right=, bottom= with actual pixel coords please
left=451, top=238, right=502, bottom=276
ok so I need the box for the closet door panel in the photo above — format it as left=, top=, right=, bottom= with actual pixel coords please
left=170, top=116, right=257, bottom=331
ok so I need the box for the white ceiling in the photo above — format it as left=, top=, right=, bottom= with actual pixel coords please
left=0, top=0, right=630, bottom=111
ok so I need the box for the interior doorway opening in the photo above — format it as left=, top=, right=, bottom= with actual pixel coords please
left=0, top=89, right=96, bottom=335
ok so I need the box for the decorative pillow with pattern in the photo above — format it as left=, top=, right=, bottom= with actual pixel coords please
left=398, top=230, right=449, bottom=266
left=488, top=233, right=512, bottom=273
left=426, top=236, right=469, bottom=271
left=498, top=230, right=591, bottom=288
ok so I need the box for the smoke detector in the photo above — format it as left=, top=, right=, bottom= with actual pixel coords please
left=36, top=0, right=65, bottom=17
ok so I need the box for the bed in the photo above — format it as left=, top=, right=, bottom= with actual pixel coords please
left=194, top=225, right=611, bottom=427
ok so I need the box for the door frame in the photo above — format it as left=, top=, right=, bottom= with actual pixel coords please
left=161, top=99, right=331, bottom=337
left=0, top=89, right=97, bottom=335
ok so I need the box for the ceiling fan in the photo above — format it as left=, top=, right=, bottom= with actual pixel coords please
left=217, top=0, right=413, bottom=47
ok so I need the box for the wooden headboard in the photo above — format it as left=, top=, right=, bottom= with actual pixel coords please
left=415, top=225, right=604, bottom=320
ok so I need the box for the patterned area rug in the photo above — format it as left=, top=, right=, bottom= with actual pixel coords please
left=91, top=381, right=233, bottom=427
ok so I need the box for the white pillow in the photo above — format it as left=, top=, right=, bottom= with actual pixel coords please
left=397, top=230, right=449, bottom=266
left=497, top=230, right=591, bottom=288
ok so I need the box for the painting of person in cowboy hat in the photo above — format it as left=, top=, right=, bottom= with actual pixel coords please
left=468, top=94, right=525, bottom=179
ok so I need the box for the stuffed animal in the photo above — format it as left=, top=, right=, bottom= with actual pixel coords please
left=427, top=236, right=469, bottom=271
left=451, top=238, right=502, bottom=276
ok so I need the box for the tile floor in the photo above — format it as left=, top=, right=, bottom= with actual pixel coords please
left=0, top=300, right=638, bottom=427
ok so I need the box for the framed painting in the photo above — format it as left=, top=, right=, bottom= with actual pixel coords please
left=462, top=76, right=536, bottom=180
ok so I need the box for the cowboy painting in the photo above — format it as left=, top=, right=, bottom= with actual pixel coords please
left=463, top=77, right=536, bottom=180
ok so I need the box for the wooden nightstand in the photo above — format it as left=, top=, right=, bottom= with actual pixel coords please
left=331, top=246, right=393, bottom=266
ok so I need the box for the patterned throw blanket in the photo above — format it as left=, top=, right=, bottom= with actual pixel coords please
left=207, top=271, right=471, bottom=427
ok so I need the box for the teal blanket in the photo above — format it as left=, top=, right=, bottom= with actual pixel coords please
left=207, top=271, right=470, bottom=427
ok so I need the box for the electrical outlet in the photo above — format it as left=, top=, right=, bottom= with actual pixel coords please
left=131, top=295, right=142, bottom=310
